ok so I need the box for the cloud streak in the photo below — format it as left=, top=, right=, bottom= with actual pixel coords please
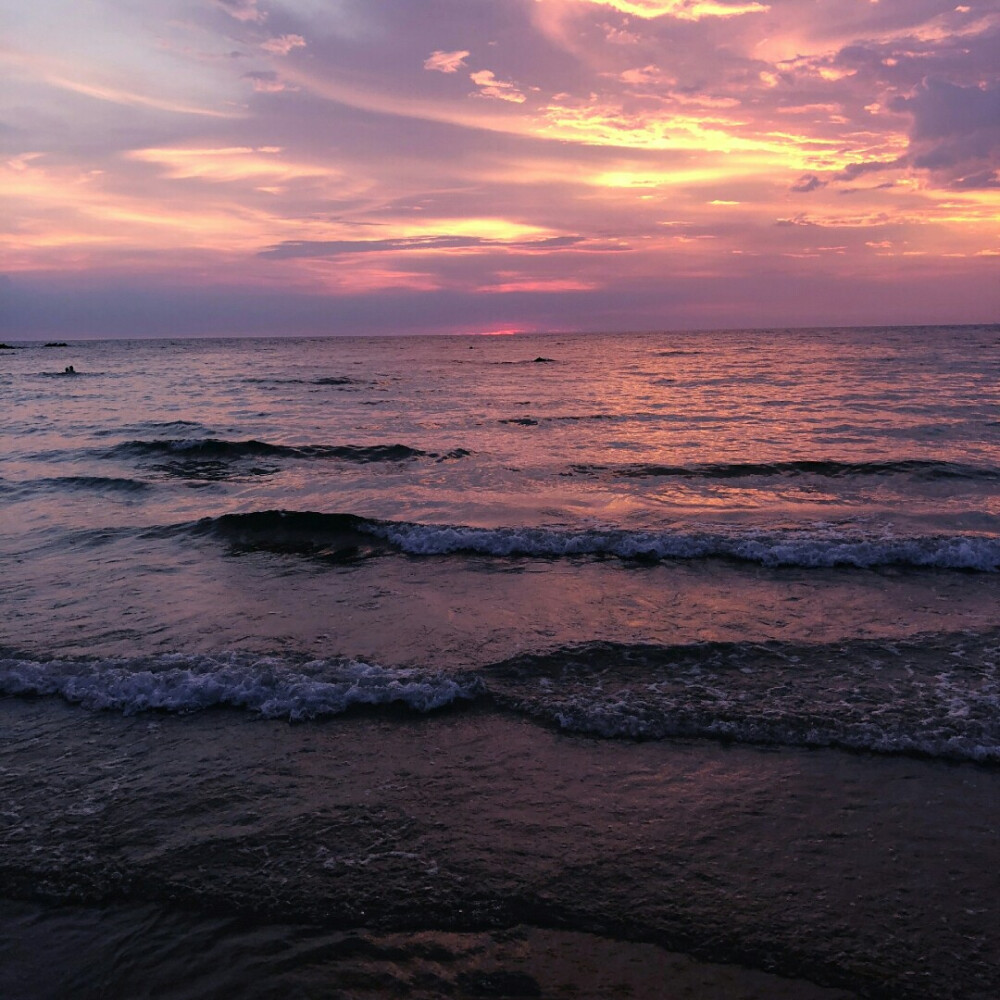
left=259, top=236, right=592, bottom=259
left=570, top=0, right=770, bottom=21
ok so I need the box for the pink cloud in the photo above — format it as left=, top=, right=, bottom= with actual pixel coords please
left=424, top=50, right=471, bottom=73
left=244, top=71, right=294, bottom=93
left=602, top=23, right=641, bottom=44
left=470, top=69, right=526, bottom=104
left=261, top=35, right=306, bottom=56
left=215, top=0, right=266, bottom=24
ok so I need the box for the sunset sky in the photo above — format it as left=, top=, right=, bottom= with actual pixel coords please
left=2, top=0, right=998, bottom=336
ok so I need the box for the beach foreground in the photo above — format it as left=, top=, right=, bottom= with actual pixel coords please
left=1, top=696, right=996, bottom=999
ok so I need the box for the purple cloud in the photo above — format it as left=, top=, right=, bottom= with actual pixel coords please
left=791, top=174, right=827, bottom=193
left=892, top=79, right=1000, bottom=188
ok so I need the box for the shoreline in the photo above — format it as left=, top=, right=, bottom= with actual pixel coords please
left=2, top=697, right=997, bottom=999
left=0, top=901, right=860, bottom=1000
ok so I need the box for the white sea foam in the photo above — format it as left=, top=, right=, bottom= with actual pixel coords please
left=371, top=521, right=1000, bottom=571
left=2, top=640, right=997, bottom=761
left=0, top=653, right=483, bottom=720
left=540, top=696, right=1000, bottom=763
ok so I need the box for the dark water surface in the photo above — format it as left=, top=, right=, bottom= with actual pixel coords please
left=1, top=328, right=998, bottom=998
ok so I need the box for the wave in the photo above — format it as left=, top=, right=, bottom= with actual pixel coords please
left=185, top=511, right=394, bottom=561
left=572, top=459, right=1000, bottom=481
left=550, top=413, right=619, bottom=422
left=2, top=635, right=997, bottom=761
left=486, top=637, right=1000, bottom=763
left=181, top=509, right=1000, bottom=571
left=500, top=414, right=624, bottom=425
left=242, top=376, right=363, bottom=387
left=92, top=420, right=205, bottom=438
left=105, top=439, right=469, bottom=464
left=0, top=475, right=150, bottom=496
left=37, top=475, right=151, bottom=493
left=0, top=652, right=483, bottom=721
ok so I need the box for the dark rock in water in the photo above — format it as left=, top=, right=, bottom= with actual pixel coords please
left=532, top=357, right=555, bottom=363
left=44, top=341, right=69, bottom=347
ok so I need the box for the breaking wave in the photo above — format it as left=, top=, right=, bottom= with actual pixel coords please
left=2, top=634, right=997, bottom=762
left=485, top=638, right=1000, bottom=763
left=0, top=652, right=484, bottom=721
left=177, top=509, right=1000, bottom=571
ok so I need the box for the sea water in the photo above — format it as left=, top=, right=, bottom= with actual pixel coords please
left=1, top=327, right=998, bottom=999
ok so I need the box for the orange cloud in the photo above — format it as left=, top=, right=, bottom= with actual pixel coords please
left=479, top=278, right=598, bottom=292
left=126, top=146, right=337, bottom=184
left=470, top=70, right=526, bottom=103
left=558, top=0, right=769, bottom=20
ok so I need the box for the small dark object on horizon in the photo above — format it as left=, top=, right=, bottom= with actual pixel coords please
left=44, top=341, right=69, bottom=347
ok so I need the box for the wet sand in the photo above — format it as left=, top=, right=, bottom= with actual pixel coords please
left=0, top=902, right=859, bottom=999
left=1, top=697, right=997, bottom=998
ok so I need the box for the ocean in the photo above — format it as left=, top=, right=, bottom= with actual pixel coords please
left=1, top=327, right=998, bottom=999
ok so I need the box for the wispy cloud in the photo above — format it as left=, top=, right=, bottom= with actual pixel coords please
left=42, top=73, right=242, bottom=118
left=259, top=235, right=589, bottom=259
left=424, top=50, right=470, bottom=73
left=244, top=70, right=294, bottom=93
left=215, top=0, right=266, bottom=24
left=261, top=35, right=306, bottom=56
left=470, top=69, right=526, bottom=104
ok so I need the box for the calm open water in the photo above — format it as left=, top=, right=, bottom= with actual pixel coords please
left=1, top=327, right=998, bottom=999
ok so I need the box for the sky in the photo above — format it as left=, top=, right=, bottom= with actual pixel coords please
left=1, top=0, right=998, bottom=337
